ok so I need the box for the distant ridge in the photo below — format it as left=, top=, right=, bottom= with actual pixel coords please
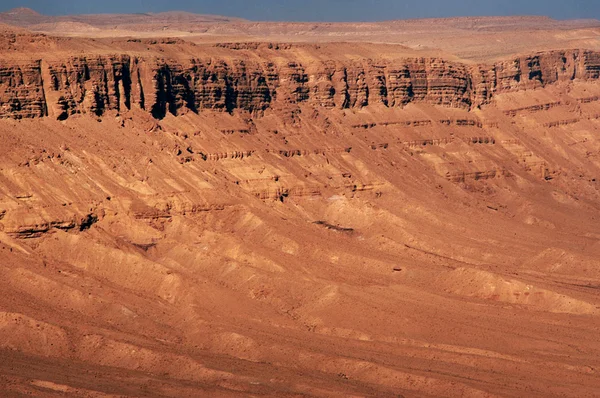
left=1, top=8, right=599, bottom=30
left=2, top=7, right=41, bottom=16
left=0, top=7, right=46, bottom=25
left=0, top=8, right=247, bottom=28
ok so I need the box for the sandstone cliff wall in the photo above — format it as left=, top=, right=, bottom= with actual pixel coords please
left=1, top=49, right=599, bottom=120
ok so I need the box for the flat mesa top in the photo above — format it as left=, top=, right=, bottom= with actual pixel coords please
left=1, top=8, right=600, bottom=61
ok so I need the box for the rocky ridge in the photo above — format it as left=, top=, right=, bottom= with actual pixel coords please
left=2, top=49, right=600, bottom=120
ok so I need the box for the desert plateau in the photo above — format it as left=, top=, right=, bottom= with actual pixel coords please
left=0, top=4, right=600, bottom=397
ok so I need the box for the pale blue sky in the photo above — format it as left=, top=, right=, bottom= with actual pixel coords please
left=0, top=0, right=598, bottom=22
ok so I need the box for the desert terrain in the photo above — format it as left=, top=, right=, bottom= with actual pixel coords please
left=1, top=7, right=600, bottom=397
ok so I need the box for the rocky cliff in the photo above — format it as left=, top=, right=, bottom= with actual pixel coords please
left=0, top=60, right=46, bottom=118
left=2, top=49, right=600, bottom=120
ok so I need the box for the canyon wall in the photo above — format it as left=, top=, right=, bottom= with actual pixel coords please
left=2, top=49, right=600, bottom=120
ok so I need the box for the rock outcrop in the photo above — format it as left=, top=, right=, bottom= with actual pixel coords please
left=2, top=49, right=600, bottom=120
left=0, top=60, right=46, bottom=118
left=45, top=55, right=134, bottom=120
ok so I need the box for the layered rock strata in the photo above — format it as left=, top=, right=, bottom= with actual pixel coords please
left=1, top=50, right=600, bottom=120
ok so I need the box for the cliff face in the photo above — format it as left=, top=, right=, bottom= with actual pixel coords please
left=2, top=49, right=600, bottom=120
left=147, top=58, right=274, bottom=118
left=45, top=55, right=134, bottom=120
left=0, top=60, right=46, bottom=118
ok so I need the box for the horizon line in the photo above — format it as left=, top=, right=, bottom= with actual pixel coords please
left=1, top=7, right=599, bottom=24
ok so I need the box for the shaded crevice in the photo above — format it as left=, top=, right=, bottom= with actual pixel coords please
left=79, top=213, right=98, bottom=231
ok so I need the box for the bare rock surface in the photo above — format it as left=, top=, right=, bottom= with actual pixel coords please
left=1, top=12, right=600, bottom=398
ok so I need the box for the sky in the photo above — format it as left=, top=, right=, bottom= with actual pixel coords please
left=0, top=0, right=599, bottom=22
